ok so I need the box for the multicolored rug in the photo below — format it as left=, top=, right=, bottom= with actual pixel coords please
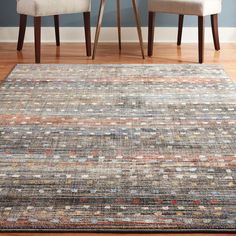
left=0, top=64, right=235, bottom=232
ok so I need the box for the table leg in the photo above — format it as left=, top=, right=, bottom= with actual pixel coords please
left=132, top=0, right=145, bottom=59
left=117, top=0, right=122, bottom=52
left=92, top=0, right=106, bottom=60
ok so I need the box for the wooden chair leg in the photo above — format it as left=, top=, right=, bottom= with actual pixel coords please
left=34, top=17, right=41, bottom=64
left=54, top=15, right=60, bottom=46
left=177, top=15, right=184, bottom=46
left=198, top=16, right=205, bottom=64
left=117, top=0, right=121, bottom=52
left=148, top=12, right=156, bottom=57
left=211, top=14, right=220, bottom=51
left=17, top=14, right=27, bottom=51
left=83, top=12, right=91, bottom=57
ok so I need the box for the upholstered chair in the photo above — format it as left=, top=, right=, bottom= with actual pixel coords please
left=148, top=0, right=222, bottom=63
left=16, top=0, right=91, bottom=63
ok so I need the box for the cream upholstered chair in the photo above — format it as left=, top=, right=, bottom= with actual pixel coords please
left=16, top=0, right=91, bottom=63
left=148, top=0, right=222, bottom=63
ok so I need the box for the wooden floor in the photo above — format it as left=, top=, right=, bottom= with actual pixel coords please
left=0, top=42, right=236, bottom=82
left=0, top=42, right=235, bottom=236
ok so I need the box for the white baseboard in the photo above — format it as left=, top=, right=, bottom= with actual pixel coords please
left=1, top=27, right=236, bottom=43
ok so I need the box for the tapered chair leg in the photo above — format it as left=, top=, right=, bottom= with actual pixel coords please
left=54, top=15, right=60, bottom=46
left=148, top=12, right=156, bottom=57
left=83, top=12, right=91, bottom=57
left=211, top=14, right=220, bottom=51
left=17, top=14, right=27, bottom=51
left=34, top=17, right=41, bottom=64
left=198, top=16, right=205, bottom=64
left=177, top=15, right=184, bottom=46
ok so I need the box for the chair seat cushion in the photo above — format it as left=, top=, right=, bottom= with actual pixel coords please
left=17, top=0, right=91, bottom=16
left=148, top=0, right=222, bottom=16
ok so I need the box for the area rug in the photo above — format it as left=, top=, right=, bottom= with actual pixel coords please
left=0, top=64, right=235, bottom=232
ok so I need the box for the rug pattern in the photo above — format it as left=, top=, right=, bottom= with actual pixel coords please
left=0, top=64, right=235, bottom=231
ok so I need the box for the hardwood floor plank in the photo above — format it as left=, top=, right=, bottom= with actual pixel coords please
left=0, top=43, right=236, bottom=83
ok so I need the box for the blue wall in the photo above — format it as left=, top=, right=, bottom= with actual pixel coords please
left=0, top=0, right=236, bottom=27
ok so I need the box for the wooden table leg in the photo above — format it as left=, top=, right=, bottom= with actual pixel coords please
left=92, top=0, right=106, bottom=60
left=93, top=0, right=145, bottom=59
left=132, top=0, right=145, bottom=59
left=117, top=0, right=121, bottom=52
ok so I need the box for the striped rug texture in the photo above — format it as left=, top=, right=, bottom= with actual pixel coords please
left=0, top=64, right=235, bottom=232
